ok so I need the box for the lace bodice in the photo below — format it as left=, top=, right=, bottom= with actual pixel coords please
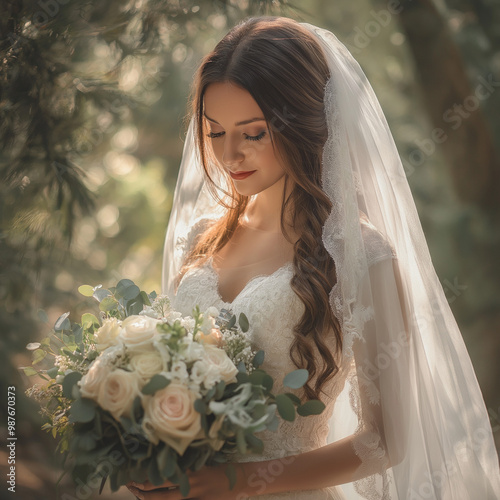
left=169, top=216, right=397, bottom=499
left=172, top=256, right=349, bottom=499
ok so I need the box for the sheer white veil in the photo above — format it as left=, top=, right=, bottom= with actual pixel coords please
left=161, top=20, right=500, bottom=499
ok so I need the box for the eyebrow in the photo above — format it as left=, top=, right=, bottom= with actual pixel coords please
left=203, top=112, right=266, bottom=127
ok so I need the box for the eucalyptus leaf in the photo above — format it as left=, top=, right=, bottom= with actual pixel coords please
left=22, top=366, right=38, bottom=376
left=100, top=296, right=118, bottom=312
left=178, top=470, right=191, bottom=498
left=32, top=349, right=47, bottom=365
left=283, top=369, right=309, bottom=389
left=238, top=312, right=249, bottom=332
left=148, top=456, right=164, bottom=486
left=236, top=429, right=247, bottom=454
left=227, top=315, right=236, bottom=329
left=224, top=463, right=237, bottom=490
left=141, top=374, right=170, bottom=395
left=62, top=371, right=83, bottom=399
left=81, top=313, right=100, bottom=330
left=252, top=350, right=265, bottom=368
left=69, top=398, right=96, bottom=423
left=46, top=366, right=59, bottom=379
left=116, top=279, right=136, bottom=297
left=78, top=285, right=94, bottom=297
left=285, top=392, right=302, bottom=406
left=297, top=399, right=326, bottom=417
left=54, top=312, right=71, bottom=331
left=37, top=309, right=49, bottom=324
left=276, top=394, right=296, bottom=422
left=93, top=288, right=111, bottom=302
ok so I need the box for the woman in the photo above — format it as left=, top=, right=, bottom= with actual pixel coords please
left=127, top=16, right=500, bottom=500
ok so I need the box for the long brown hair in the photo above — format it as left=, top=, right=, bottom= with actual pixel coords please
left=178, top=16, right=342, bottom=402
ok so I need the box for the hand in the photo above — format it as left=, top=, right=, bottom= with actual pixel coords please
left=126, top=463, right=250, bottom=500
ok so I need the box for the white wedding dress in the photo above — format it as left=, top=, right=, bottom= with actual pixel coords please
left=169, top=218, right=394, bottom=499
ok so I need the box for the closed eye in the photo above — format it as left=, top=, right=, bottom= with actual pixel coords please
left=206, top=131, right=267, bottom=141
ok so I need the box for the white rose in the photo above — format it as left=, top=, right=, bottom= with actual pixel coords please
left=95, top=318, right=121, bottom=351
left=96, top=368, right=141, bottom=421
left=142, top=383, right=204, bottom=455
left=204, top=344, right=238, bottom=384
left=129, top=351, right=165, bottom=383
left=119, top=315, right=159, bottom=352
left=79, top=359, right=111, bottom=400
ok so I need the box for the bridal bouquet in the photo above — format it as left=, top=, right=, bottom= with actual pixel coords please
left=23, top=279, right=325, bottom=498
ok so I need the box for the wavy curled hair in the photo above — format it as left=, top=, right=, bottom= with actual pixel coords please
left=177, top=16, right=342, bottom=402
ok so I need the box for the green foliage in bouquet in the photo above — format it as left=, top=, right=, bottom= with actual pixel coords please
left=23, top=279, right=326, bottom=498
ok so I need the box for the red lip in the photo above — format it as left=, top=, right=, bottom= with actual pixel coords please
left=229, top=170, right=256, bottom=180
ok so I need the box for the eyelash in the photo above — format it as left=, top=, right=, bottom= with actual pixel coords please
left=206, top=131, right=267, bottom=142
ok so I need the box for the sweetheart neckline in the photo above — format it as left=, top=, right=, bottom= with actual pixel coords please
left=205, top=256, right=294, bottom=306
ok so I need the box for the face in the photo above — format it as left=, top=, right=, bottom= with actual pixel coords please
left=203, top=81, right=286, bottom=196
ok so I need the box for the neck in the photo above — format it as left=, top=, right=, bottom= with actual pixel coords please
left=242, top=175, right=295, bottom=233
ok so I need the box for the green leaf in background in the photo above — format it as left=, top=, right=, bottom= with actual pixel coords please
left=238, top=312, right=249, bottom=332
left=93, top=287, right=111, bottom=302
left=54, top=312, right=71, bottom=331
left=69, top=398, right=96, bottom=423
left=297, top=399, right=326, bottom=417
left=47, top=366, right=59, bottom=379
left=22, top=366, right=38, bottom=376
left=78, top=285, right=94, bottom=297
left=100, top=296, right=118, bottom=312
left=141, top=374, right=170, bottom=395
left=62, top=371, right=83, bottom=398
left=32, top=349, right=47, bottom=365
left=283, top=369, right=309, bottom=389
left=275, top=394, right=296, bottom=422
left=81, top=313, right=100, bottom=331
left=37, top=309, right=49, bottom=324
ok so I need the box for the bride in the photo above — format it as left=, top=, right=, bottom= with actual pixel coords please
left=127, top=16, right=500, bottom=500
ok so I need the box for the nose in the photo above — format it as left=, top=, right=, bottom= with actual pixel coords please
left=222, top=136, right=244, bottom=167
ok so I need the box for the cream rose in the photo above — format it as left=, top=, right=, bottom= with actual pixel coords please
left=95, top=318, right=121, bottom=351
left=204, top=344, right=238, bottom=384
left=129, top=351, right=165, bottom=383
left=142, top=383, right=204, bottom=455
left=119, top=315, right=159, bottom=352
left=78, top=359, right=111, bottom=400
left=96, top=368, right=141, bottom=421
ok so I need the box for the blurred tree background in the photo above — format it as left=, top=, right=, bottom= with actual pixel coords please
left=1, top=0, right=499, bottom=497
